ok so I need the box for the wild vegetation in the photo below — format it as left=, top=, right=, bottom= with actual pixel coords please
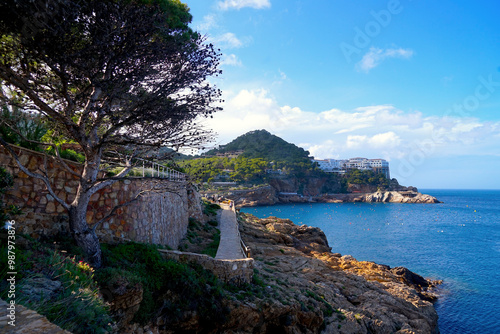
left=0, top=167, right=21, bottom=223
left=345, top=169, right=390, bottom=189
left=0, top=230, right=230, bottom=333
left=178, top=217, right=221, bottom=257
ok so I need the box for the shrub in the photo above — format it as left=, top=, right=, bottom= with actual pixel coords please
left=0, top=167, right=22, bottom=226
left=203, top=201, right=221, bottom=216
left=0, top=106, right=47, bottom=151
left=0, top=243, right=113, bottom=334
left=97, top=242, right=228, bottom=326
left=201, top=229, right=220, bottom=258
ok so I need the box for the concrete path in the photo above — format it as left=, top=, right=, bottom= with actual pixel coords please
left=215, top=203, right=246, bottom=260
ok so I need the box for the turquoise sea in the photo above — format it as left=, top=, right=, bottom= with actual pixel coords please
left=241, top=189, right=500, bottom=334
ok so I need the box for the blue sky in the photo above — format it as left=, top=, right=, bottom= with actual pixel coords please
left=185, top=0, right=500, bottom=189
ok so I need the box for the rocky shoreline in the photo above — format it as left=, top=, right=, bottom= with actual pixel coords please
left=205, top=186, right=441, bottom=208
left=230, top=213, right=442, bottom=333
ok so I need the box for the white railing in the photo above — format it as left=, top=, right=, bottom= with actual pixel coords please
left=136, top=157, right=186, bottom=181
left=104, top=154, right=187, bottom=181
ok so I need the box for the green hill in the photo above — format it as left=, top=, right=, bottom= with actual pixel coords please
left=208, top=129, right=310, bottom=163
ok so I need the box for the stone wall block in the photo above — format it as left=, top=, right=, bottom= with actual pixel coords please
left=39, top=196, right=47, bottom=204
left=46, top=202, right=56, bottom=213
left=19, top=154, right=29, bottom=165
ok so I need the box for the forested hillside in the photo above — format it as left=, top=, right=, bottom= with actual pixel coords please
left=206, top=129, right=311, bottom=163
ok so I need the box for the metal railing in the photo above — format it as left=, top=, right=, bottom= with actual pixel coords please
left=227, top=200, right=251, bottom=258
left=136, top=157, right=186, bottom=181
left=104, top=154, right=187, bottom=181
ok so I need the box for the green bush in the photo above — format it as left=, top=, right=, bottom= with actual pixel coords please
left=98, top=242, right=228, bottom=326
left=0, top=167, right=22, bottom=225
left=60, top=149, right=85, bottom=163
left=0, top=243, right=112, bottom=334
left=203, top=201, right=221, bottom=216
left=201, top=229, right=220, bottom=258
left=45, top=146, right=85, bottom=163
left=0, top=106, right=47, bottom=151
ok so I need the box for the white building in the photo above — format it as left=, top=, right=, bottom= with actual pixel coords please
left=315, top=159, right=347, bottom=174
left=314, top=157, right=390, bottom=178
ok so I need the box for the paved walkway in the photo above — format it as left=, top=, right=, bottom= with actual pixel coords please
left=215, top=203, right=246, bottom=260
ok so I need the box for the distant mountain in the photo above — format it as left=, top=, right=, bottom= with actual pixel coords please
left=207, top=129, right=310, bottom=163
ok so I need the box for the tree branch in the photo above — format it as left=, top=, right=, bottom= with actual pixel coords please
left=0, top=137, right=70, bottom=210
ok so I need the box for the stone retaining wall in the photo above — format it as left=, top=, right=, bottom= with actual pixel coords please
left=159, top=250, right=254, bottom=285
left=0, top=145, right=194, bottom=249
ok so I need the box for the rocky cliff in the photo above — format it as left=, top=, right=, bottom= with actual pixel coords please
left=210, top=174, right=440, bottom=207
left=206, top=185, right=280, bottom=207
left=229, top=214, right=441, bottom=334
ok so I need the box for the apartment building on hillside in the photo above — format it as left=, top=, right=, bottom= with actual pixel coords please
left=314, top=157, right=390, bottom=179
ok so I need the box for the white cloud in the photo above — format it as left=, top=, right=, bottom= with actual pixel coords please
left=279, top=70, right=287, bottom=80
left=356, top=47, right=414, bottom=73
left=213, top=32, right=244, bottom=49
left=197, top=14, right=218, bottom=32
left=346, top=135, right=368, bottom=149
left=217, top=0, right=271, bottom=10
left=204, top=88, right=500, bottom=163
left=220, top=54, right=242, bottom=66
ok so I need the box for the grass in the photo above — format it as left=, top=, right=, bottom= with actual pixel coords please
left=98, top=242, right=229, bottom=326
left=203, top=200, right=221, bottom=216
left=305, top=289, right=335, bottom=317
left=201, top=229, right=221, bottom=258
left=0, top=232, right=233, bottom=332
left=0, top=233, right=112, bottom=334
left=179, top=217, right=221, bottom=257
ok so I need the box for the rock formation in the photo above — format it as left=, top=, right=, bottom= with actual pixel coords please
left=224, top=189, right=441, bottom=207
left=318, top=191, right=441, bottom=204
left=229, top=214, right=442, bottom=334
left=206, top=185, right=279, bottom=207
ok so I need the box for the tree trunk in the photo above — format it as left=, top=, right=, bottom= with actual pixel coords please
left=68, top=203, right=102, bottom=268
left=69, top=152, right=103, bottom=268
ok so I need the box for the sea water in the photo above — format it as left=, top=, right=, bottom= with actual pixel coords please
left=241, top=189, right=500, bottom=334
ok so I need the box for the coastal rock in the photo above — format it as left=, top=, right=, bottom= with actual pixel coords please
left=235, top=213, right=441, bottom=334
left=216, top=186, right=440, bottom=206
left=361, top=191, right=441, bottom=203
left=19, top=276, right=62, bottom=302
left=116, top=213, right=441, bottom=334
left=347, top=183, right=378, bottom=193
